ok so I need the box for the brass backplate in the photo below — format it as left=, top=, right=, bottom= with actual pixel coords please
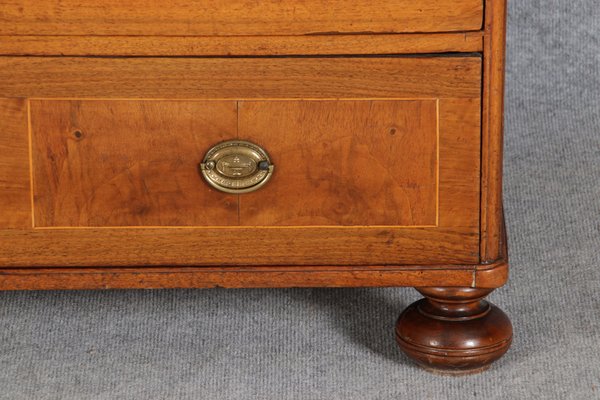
left=200, top=140, right=274, bottom=194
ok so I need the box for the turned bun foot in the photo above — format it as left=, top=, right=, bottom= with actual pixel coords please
left=395, top=287, right=512, bottom=375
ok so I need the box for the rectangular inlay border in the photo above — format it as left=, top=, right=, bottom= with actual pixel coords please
left=27, top=98, right=440, bottom=229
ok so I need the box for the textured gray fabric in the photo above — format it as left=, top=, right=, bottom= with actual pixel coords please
left=1, top=2, right=599, bottom=399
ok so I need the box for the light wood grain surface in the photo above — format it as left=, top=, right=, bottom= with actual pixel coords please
left=0, top=0, right=483, bottom=36
left=0, top=33, right=484, bottom=57
left=0, top=226, right=479, bottom=267
left=0, top=57, right=482, bottom=99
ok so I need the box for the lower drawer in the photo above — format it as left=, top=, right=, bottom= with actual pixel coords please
left=0, top=56, right=481, bottom=266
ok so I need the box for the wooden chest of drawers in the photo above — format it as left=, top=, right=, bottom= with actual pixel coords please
left=0, top=0, right=511, bottom=374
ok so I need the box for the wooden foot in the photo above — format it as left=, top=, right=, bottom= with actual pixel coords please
left=395, top=287, right=512, bottom=374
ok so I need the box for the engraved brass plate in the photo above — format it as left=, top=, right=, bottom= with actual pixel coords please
left=200, top=140, right=274, bottom=194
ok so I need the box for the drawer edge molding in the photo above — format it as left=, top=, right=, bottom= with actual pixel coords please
left=0, top=260, right=507, bottom=291
left=0, top=33, right=484, bottom=57
left=0, top=56, right=482, bottom=99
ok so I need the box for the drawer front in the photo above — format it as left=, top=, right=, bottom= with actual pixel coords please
left=0, top=56, right=481, bottom=266
left=0, top=0, right=483, bottom=36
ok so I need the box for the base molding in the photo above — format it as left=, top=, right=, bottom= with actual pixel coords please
left=0, top=258, right=508, bottom=291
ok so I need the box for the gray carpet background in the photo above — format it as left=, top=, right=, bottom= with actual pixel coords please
left=1, top=1, right=599, bottom=399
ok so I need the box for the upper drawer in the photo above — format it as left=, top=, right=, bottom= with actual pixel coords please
left=0, top=0, right=484, bottom=36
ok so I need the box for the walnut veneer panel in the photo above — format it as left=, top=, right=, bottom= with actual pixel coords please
left=30, top=100, right=239, bottom=227
left=239, top=100, right=437, bottom=226
left=29, top=99, right=456, bottom=229
left=0, top=57, right=482, bottom=99
left=0, top=0, right=483, bottom=36
left=30, top=99, right=438, bottom=228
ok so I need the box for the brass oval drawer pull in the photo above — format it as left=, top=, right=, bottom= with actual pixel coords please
left=200, top=140, right=274, bottom=194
